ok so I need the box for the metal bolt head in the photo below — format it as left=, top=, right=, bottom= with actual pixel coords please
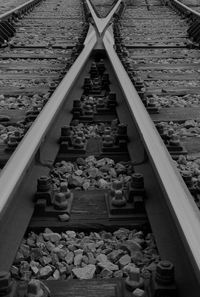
left=37, top=176, right=51, bottom=192
left=112, top=180, right=123, bottom=190
left=60, top=182, right=68, bottom=192
left=55, top=193, right=66, bottom=203
left=156, top=260, right=174, bottom=285
left=131, top=173, right=144, bottom=188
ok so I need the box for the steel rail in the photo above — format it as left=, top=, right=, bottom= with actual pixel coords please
left=0, top=0, right=42, bottom=21
left=103, top=28, right=200, bottom=283
left=0, top=26, right=97, bottom=219
left=86, top=0, right=122, bottom=35
left=170, top=0, right=200, bottom=18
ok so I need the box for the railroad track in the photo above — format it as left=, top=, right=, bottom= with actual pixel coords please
left=0, top=0, right=200, bottom=297
left=0, top=0, right=87, bottom=167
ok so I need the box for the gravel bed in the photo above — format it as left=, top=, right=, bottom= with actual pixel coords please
left=119, top=5, right=189, bottom=46
left=122, top=6, right=178, bottom=19
left=128, top=48, right=200, bottom=58
left=0, top=124, right=26, bottom=144
left=176, top=155, right=200, bottom=187
left=0, top=48, right=72, bottom=57
left=63, top=121, right=119, bottom=139
left=0, top=58, right=63, bottom=64
left=6, top=0, right=85, bottom=47
left=50, top=156, right=134, bottom=191
left=145, top=80, right=200, bottom=88
left=0, top=79, right=55, bottom=88
left=136, top=69, right=196, bottom=77
left=129, top=57, right=200, bottom=65
left=156, top=121, right=200, bottom=193
left=156, top=120, right=200, bottom=139
left=11, top=228, right=160, bottom=281
left=0, top=93, right=50, bottom=110
left=151, top=94, right=200, bottom=107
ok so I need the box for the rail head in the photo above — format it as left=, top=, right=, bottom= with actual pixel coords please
left=103, top=28, right=200, bottom=283
left=0, top=0, right=43, bottom=21
left=0, top=26, right=97, bottom=219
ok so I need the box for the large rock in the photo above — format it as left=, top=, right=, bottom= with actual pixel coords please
left=43, top=232, right=61, bottom=243
left=72, top=264, right=96, bottom=279
left=69, top=175, right=84, bottom=187
left=98, top=260, right=119, bottom=271
left=100, top=268, right=113, bottom=279
left=65, top=251, right=74, bottom=264
left=74, top=254, right=83, bottom=266
left=39, top=266, right=53, bottom=278
left=108, top=249, right=124, bottom=262
left=118, top=254, right=131, bottom=268
left=120, top=239, right=141, bottom=256
left=65, top=230, right=76, bottom=238
left=87, top=252, right=96, bottom=265
left=96, top=254, right=107, bottom=263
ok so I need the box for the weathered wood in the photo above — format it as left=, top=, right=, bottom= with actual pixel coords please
left=43, top=279, right=125, bottom=297
left=30, top=190, right=147, bottom=230
left=151, top=107, right=200, bottom=122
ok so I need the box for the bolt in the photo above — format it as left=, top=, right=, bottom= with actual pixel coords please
left=103, top=135, right=114, bottom=147
left=169, top=134, right=180, bottom=146
left=147, top=97, right=157, bottom=108
left=54, top=192, right=68, bottom=210
left=112, top=190, right=126, bottom=207
left=112, top=180, right=123, bottom=190
left=131, top=173, right=144, bottom=189
left=37, top=176, right=51, bottom=192
left=125, top=267, right=144, bottom=291
left=156, top=260, right=174, bottom=285
left=73, top=137, right=85, bottom=148
left=118, top=123, right=127, bottom=135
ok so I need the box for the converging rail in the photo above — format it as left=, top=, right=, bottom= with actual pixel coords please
left=103, top=26, right=200, bottom=285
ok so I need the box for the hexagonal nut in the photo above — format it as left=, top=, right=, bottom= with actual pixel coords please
left=54, top=193, right=68, bottom=210
left=60, top=182, right=69, bottom=192
left=0, top=271, right=11, bottom=290
left=156, top=260, right=174, bottom=285
left=37, top=176, right=51, bottom=192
